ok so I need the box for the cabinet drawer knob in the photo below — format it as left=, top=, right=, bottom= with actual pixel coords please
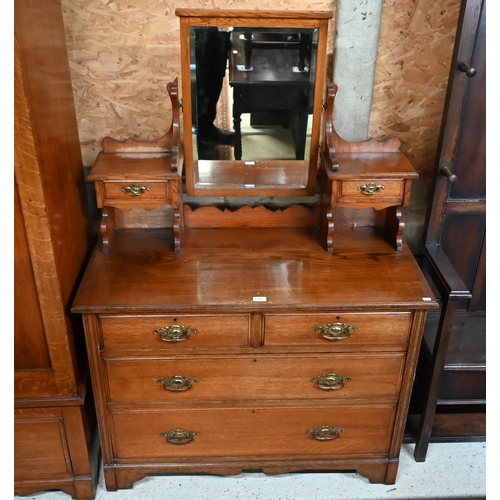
left=160, top=429, right=199, bottom=445
left=121, top=184, right=150, bottom=196
left=357, top=183, right=385, bottom=195
left=157, top=375, right=199, bottom=392
left=311, top=373, right=351, bottom=390
left=153, top=325, right=197, bottom=342
left=315, top=322, right=357, bottom=341
left=307, top=425, right=344, bottom=441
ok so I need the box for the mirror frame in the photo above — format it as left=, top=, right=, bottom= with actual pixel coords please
left=176, top=9, right=332, bottom=197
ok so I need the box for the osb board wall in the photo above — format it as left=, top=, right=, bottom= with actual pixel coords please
left=62, top=0, right=461, bottom=245
left=369, top=0, right=461, bottom=243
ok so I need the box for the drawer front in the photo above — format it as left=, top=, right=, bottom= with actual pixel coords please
left=339, top=180, right=404, bottom=203
left=105, top=353, right=405, bottom=403
left=102, top=181, right=169, bottom=203
left=111, top=405, right=395, bottom=459
left=100, top=314, right=251, bottom=350
left=264, top=312, right=412, bottom=349
left=15, top=416, right=71, bottom=477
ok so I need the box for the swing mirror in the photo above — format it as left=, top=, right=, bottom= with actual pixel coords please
left=176, top=9, right=332, bottom=197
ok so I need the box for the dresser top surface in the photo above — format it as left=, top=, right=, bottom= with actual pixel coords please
left=72, top=227, right=437, bottom=313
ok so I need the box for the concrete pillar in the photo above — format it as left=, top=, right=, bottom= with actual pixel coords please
left=332, top=0, right=383, bottom=141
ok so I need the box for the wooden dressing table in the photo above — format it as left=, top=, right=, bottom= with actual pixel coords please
left=72, top=8, right=437, bottom=493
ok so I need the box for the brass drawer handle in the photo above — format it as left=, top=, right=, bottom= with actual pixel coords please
left=160, top=429, right=199, bottom=445
left=157, top=375, right=199, bottom=392
left=307, top=425, right=344, bottom=441
left=311, top=373, right=351, bottom=390
left=121, top=184, right=150, bottom=196
left=315, top=322, right=357, bottom=341
left=357, top=183, right=385, bottom=195
left=153, top=325, right=197, bottom=343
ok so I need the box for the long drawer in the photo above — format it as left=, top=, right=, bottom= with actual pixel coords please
left=105, top=354, right=404, bottom=403
left=99, top=314, right=252, bottom=349
left=110, top=405, right=395, bottom=459
left=264, top=312, right=412, bottom=349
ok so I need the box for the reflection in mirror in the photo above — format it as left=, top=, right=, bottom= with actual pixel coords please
left=190, top=27, right=318, bottom=163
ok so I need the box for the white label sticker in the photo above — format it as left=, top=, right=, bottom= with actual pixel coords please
left=245, top=184, right=255, bottom=189
left=253, top=296, right=267, bottom=302
left=422, top=297, right=432, bottom=301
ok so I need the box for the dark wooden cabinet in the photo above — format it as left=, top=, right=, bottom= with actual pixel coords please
left=14, top=1, right=99, bottom=498
left=408, top=0, right=486, bottom=462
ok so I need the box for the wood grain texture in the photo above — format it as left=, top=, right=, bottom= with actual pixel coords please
left=264, top=312, right=412, bottom=349
left=175, top=9, right=333, bottom=19
left=100, top=314, right=251, bottom=350
left=72, top=228, right=436, bottom=314
left=14, top=406, right=98, bottom=500
left=89, top=149, right=183, bottom=254
left=14, top=180, right=51, bottom=371
left=184, top=204, right=320, bottom=228
left=107, top=458, right=391, bottom=489
left=15, top=1, right=98, bottom=496
left=321, top=150, right=417, bottom=253
left=73, top=225, right=436, bottom=487
left=15, top=0, right=91, bottom=398
left=110, top=405, right=395, bottom=459
left=74, top=228, right=430, bottom=487
left=105, top=353, right=404, bottom=403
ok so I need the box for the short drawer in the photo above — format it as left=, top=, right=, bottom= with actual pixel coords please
left=102, top=181, right=170, bottom=204
left=105, top=353, right=405, bottom=403
left=338, top=179, right=404, bottom=204
left=110, top=405, right=395, bottom=459
left=99, top=314, right=251, bottom=350
left=264, top=312, right=412, bottom=349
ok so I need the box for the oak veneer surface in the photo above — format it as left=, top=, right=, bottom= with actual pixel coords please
left=72, top=228, right=435, bottom=313
left=14, top=0, right=98, bottom=497
left=330, top=153, right=418, bottom=179
left=105, top=354, right=405, bottom=403
left=89, top=153, right=177, bottom=180
left=111, top=405, right=395, bottom=459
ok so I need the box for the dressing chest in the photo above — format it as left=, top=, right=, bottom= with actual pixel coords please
left=71, top=8, right=437, bottom=493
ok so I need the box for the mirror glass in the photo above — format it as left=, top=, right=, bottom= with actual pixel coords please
left=189, top=26, right=318, bottom=164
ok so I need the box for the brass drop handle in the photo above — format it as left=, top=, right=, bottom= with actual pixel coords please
left=315, top=323, right=358, bottom=341
left=440, top=166, right=457, bottom=183
left=357, top=183, right=385, bottom=195
left=311, top=373, right=351, bottom=390
left=121, top=184, right=150, bottom=196
left=157, top=375, right=199, bottom=392
left=307, top=425, right=344, bottom=441
left=160, top=429, right=199, bottom=445
left=153, top=325, right=197, bottom=343
left=458, top=61, right=477, bottom=78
